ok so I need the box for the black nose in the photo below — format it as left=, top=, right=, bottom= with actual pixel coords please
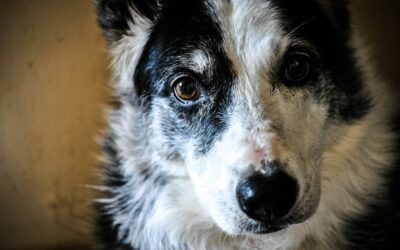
left=236, top=162, right=298, bottom=223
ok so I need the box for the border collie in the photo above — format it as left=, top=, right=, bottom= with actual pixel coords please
left=94, top=0, right=400, bottom=249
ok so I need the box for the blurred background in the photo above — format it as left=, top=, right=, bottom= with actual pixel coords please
left=0, top=0, right=399, bottom=249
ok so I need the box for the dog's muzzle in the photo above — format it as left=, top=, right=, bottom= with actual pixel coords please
left=236, top=161, right=298, bottom=233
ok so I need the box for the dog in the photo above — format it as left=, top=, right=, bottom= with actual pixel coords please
left=94, top=0, right=400, bottom=249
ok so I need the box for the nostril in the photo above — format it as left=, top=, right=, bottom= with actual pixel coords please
left=236, top=165, right=298, bottom=223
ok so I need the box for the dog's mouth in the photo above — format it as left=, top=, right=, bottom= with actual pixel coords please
left=191, top=159, right=320, bottom=237
left=235, top=196, right=319, bottom=235
left=241, top=211, right=309, bottom=235
left=244, top=222, right=287, bottom=234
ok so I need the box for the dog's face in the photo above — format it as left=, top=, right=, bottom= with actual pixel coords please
left=98, top=0, right=370, bottom=236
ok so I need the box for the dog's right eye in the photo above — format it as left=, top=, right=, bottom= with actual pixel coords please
left=173, top=77, right=201, bottom=102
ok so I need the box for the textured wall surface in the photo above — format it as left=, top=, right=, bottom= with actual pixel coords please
left=351, top=0, right=400, bottom=92
left=0, top=0, right=398, bottom=249
left=0, top=0, right=110, bottom=249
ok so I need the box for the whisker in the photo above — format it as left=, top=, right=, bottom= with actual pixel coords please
left=282, top=16, right=318, bottom=42
left=218, top=230, right=223, bottom=249
left=240, top=234, right=250, bottom=250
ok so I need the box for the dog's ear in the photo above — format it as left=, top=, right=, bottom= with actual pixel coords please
left=95, top=0, right=159, bottom=42
left=318, top=0, right=352, bottom=35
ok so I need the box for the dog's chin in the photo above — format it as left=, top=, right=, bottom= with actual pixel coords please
left=217, top=220, right=288, bottom=236
left=242, top=215, right=310, bottom=235
left=217, top=207, right=316, bottom=236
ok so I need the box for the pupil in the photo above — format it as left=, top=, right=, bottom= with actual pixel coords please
left=291, top=59, right=302, bottom=77
left=287, top=55, right=309, bottom=81
left=181, top=81, right=195, bottom=95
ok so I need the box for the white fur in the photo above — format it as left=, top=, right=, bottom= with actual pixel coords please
left=110, top=5, right=153, bottom=96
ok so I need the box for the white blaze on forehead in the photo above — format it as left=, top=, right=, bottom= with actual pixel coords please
left=211, top=0, right=287, bottom=77
left=209, top=0, right=291, bottom=130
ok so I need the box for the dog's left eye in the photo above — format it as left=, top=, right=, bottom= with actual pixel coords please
left=283, top=52, right=312, bottom=83
left=173, top=76, right=201, bottom=102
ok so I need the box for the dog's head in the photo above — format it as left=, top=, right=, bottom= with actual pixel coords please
left=97, top=0, right=370, bottom=235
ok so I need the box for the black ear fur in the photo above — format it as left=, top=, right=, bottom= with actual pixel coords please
left=95, top=0, right=159, bottom=42
left=318, top=0, right=352, bottom=35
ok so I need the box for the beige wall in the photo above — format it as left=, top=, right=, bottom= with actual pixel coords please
left=0, top=0, right=398, bottom=249
left=0, top=1, right=110, bottom=249
left=351, top=0, right=400, bottom=91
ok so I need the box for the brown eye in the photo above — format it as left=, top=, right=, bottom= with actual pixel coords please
left=173, top=77, right=201, bottom=102
left=284, top=52, right=311, bottom=83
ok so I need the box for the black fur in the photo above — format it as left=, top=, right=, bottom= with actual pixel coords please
left=133, top=0, right=236, bottom=156
left=95, top=135, right=171, bottom=249
left=96, top=0, right=158, bottom=42
left=95, top=203, right=135, bottom=250
left=94, top=137, right=135, bottom=249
